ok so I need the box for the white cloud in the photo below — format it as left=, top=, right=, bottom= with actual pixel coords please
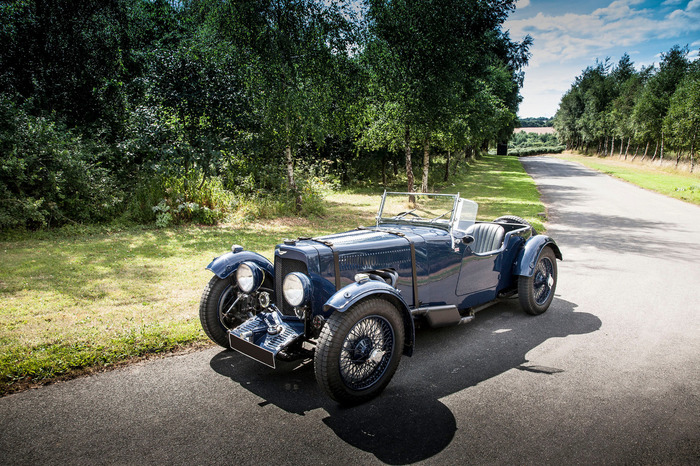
left=508, top=0, right=700, bottom=64
left=662, top=0, right=683, bottom=5
left=506, top=0, right=700, bottom=116
left=517, top=0, right=531, bottom=8
left=517, top=66, right=578, bottom=117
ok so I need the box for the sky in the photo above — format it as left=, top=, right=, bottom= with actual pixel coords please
left=504, top=0, right=700, bottom=118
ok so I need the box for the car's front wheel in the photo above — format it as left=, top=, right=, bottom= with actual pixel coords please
left=518, top=247, right=557, bottom=315
left=199, top=275, right=247, bottom=347
left=315, top=299, right=404, bottom=404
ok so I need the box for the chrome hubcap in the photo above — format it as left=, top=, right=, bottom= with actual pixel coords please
left=339, top=315, right=394, bottom=390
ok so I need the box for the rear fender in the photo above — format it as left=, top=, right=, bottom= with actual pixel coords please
left=515, top=235, right=562, bottom=277
left=206, top=250, right=274, bottom=280
left=323, top=280, right=415, bottom=357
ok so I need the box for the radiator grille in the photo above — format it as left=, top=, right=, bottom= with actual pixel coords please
left=274, top=256, right=308, bottom=315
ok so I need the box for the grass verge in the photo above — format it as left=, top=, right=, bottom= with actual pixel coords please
left=0, top=154, right=544, bottom=395
left=556, top=152, right=700, bottom=205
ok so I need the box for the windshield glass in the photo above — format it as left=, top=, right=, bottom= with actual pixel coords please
left=377, top=192, right=459, bottom=228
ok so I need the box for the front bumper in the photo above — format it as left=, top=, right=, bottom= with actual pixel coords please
left=228, top=309, right=305, bottom=368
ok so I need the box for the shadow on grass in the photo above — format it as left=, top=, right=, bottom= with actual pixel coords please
left=210, top=297, right=600, bottom=464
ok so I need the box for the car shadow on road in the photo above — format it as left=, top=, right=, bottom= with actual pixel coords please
left=209, top=298, right=601, bottom=464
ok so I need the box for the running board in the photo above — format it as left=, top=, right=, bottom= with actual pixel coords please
left=411, top=298, right=502, bottom=328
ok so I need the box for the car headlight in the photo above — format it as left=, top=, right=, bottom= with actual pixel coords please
left=236, top=262, right=263, bottom=293
left=283, top=272, right=310, bottom=307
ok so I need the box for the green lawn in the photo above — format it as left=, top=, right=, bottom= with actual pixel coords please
left=0, top=154, right=544, bottom=395
left=557, top=152, right=700, bottom=205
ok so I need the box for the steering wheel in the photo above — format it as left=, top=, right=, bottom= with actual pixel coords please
left=394, top=209, right=420, bottom=220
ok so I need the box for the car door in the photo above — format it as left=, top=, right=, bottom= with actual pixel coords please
left=454, top=241, right=501, bottom=306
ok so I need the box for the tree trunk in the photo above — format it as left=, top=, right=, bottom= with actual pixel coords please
left=690, top=129, right=696, bottom=173
left=619, top=137, right=624, bottom=157
left=610, top=137, right=614, bottom=158
left=676, top=149, right=683, bottom=168
left=382, top=156, right=387, bottom=186
left=444, top=150, right=450, bottom=182
left=624, top=138, right=630, bottom=160
left=642, top=141, right=650, bottom=160
left=285, top=143, right=302, bottom=211
left=421, top=138, right=430, bottom=193
left=404, top=126, right=415, bottom=202
left=651, top=141, right=659, bottom=161
left=659, top=132, right=664, bottom=164
left=464, top=145, right=474, bottom=160
left=632, top=144, right=639, bottom=161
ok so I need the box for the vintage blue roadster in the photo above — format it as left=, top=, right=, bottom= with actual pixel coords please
left=200, top=191, right=561, bottom=404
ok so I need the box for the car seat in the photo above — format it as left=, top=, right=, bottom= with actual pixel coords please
left=464, top=223, right=505, bottom=254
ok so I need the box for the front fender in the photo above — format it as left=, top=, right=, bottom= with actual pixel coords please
left=206, top=250, right=274, bottom=279
left=515, top=235, right=562, bottom=277
left=323, top=280, right=415, bottom=357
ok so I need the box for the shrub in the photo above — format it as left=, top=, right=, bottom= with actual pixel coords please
left=129, top=172, right=234, bottom=225
left=507, top=145, right=565, bottom=157
left=0, top=98, right=121, bottom=230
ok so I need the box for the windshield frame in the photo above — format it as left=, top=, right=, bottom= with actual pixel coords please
left=375, top=191, right=461, bottom=231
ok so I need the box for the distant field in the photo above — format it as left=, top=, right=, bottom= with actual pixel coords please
left=514, top=127, right=556, bottom=134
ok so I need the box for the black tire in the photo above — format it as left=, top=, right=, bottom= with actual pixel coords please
left=315, top=299, right=405, bottom=405
left=199, top=275, right=246, bottom=347
left=518, top=247, right=557, bottom=315
left=494, top=215, right=538, bottom=236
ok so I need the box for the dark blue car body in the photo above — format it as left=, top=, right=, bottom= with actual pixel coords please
left=200, top=192, right=561, bottom=403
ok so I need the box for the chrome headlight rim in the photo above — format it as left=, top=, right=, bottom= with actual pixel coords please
left=283, top=272, right=311, bottom=307
left=236, top=261, right=263, bottom=293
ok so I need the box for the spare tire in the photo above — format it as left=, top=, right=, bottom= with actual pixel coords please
left=493, top=215, right=537, bottom=236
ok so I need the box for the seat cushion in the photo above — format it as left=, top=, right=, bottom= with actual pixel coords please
left=465, top=223, right=505, bottom=254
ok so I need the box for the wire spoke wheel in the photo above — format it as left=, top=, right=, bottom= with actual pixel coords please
left=518, top=247, right=557, bottom=315
left=339, top=316, right=394, bottom=391
left=217, top=282, right=242, bottom=330
left=200, top=275, right=245, bottom=348
left=315, top=299, right=405, bottom=404
left=532, top=256, right=554, bottom=305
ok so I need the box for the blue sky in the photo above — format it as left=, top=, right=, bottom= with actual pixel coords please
left=504, top=0, right=700, bottom=117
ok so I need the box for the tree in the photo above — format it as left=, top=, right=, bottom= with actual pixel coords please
left=209, top=0, right=358, bottom=210
left=631, top=46, right=689, bottom=160
left=0, top=0, right=138, bottom=140
left=664, top=59, right=700, bottom=170
left=364, top=0, right=527, bottom=193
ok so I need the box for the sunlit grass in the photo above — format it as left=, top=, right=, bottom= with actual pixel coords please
left=0, top=154, right=544, bottom=394
left=557, top=152, right=700, bottom=205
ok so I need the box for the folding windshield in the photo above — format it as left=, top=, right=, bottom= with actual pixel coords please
left=376, top=192, right=461, bottom=229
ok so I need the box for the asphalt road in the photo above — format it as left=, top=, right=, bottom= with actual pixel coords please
left=2, top=156, right=699, bottom=465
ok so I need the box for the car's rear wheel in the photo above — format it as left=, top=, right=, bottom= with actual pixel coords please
left=315, top=299, right=404, bottom=405
left=518, top=247, right=557, bottom=315
left=199, top=275, right=247, bottom=347
left=493, top=215, right=538, bottom=236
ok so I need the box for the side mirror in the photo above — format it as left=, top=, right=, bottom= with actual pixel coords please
left=462, top=235, right=475, bottom=245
